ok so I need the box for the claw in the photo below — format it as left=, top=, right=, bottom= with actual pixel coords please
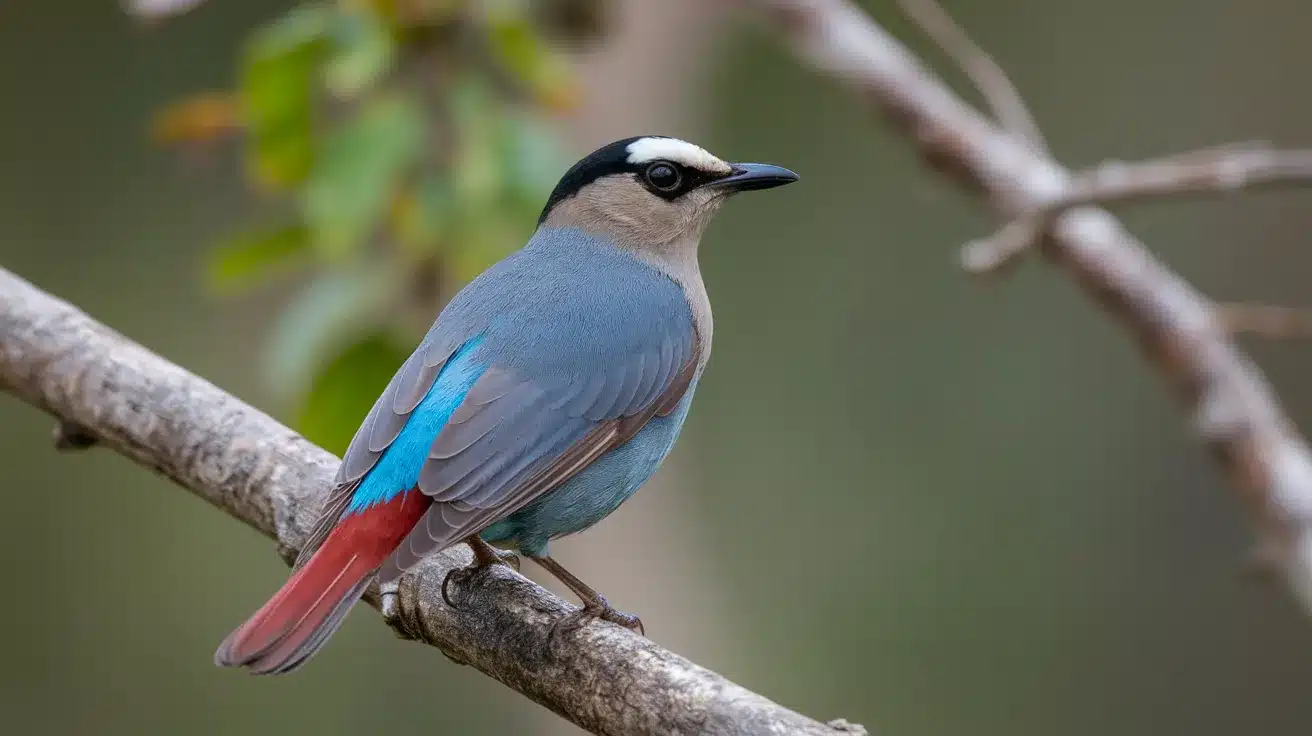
left=547, top=597, right=645, bottom=654
left=587, top=596, right=644, bottom=635
left=441, top=567, right=470, bottom=609
left=442, top=537, right=519, bottom=609
left=593, top=605, right=644, bottom=636
left=529, top=555, right=646, bottom=646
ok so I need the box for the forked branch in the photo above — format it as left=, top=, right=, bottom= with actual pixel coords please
left=756, top=0, right=1312, bottom=614
left=963, top=143, right=1312, bottom=273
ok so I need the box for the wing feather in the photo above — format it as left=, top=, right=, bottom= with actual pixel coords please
left=565, top=372, right=610, bottom=418
left=629, top=336, right=670, bottom=414
left=392, top=345, right=453, bottom=414
left=366, top=364, right=409, bottom=453
left=376, top=344, right=698, bottom=582
left=293, top=338, right=459, bottom=565
left=603, top=353, right=647, bottom=418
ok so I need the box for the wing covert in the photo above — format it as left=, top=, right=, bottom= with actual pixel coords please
left=377, top=325, right=699, bottom=582
left=293, top=337, right=461, bottom=568
left=299, top=226, right=705, bottom=578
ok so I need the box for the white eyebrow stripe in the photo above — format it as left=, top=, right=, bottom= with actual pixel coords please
left=625, top=137, right=732, bottom=174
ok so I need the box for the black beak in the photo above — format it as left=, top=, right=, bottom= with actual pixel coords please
left=713, top=162, right=800, bottom=192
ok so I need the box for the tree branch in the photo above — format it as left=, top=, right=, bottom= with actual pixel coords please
left=1220, top=304, right=1312, bottom=341
left=893, top=0, right=1047, bottom=154
left=0, top=267, right=865, bottom=736
left=962, top=143, right=1312, bottom=273
left=756, top=0, right=1312, bottom=614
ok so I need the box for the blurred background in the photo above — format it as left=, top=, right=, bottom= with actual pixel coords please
left=3, top=0, right=1312, bottom=733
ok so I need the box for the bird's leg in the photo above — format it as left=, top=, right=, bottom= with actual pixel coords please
left=532, top=555, right=645, bottom=636
left=469, top=535, right=520, bottom=571
left=442, top=536, right=520, bottom=608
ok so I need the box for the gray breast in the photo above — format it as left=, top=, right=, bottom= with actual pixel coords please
left=481, top=384, right=700, bottom=556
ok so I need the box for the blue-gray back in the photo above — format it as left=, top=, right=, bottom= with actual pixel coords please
left=295, top=226, right=702, bottom=581
left=438, top=227, right=695, bottom=379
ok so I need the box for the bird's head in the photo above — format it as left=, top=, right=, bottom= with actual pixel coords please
left=537, top=136, right=798, bottom=251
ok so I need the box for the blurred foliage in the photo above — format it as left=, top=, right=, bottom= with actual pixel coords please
left=157, top=0, right=601, bottom=454
left=297, top=331, right=412, bottom=453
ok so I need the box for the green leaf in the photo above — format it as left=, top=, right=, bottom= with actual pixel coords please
left=498, top=113, right=566, bottom=213
left=263, top=262, right=397, bottom=401
left=393, top=174, right=455, bottom=255
left=206, top=224, right=312, bottom=293
left=295, top=332, right=409, bottom=456
left=447, top=215, right=518, bottom=283
left=324, top=10, right=397, bottom=99
left=240, top=5, right=332, bottom=189
left=301, top=95, right=427, bottom=259
left=242, top=54, right=317, bottom=189
left=448, top=79, right=503, bottom=208
left=248, top=3, right=333, bottom=60
left=151, top=92, right=242, bottom=146
left=425, top=79, right=534, bottom=281
left=485, top=10, right=577, bottom=110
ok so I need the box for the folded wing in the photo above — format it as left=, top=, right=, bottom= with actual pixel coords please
left=375, top=326, right=697, bottom=582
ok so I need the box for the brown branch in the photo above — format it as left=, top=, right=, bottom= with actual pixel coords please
left=0, top=267, right=864, bottom=736
left=894, top=0, right=1047, bottom=154
left=963, top=143, right=1312, bottom=273
left=756, top=0, right=1312, bottom=615
left=1221, top=304, right=1312, bottom=340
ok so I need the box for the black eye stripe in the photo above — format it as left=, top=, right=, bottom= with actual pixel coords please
left=539, top=136, right=734, bottom=222
left=636, top=159, right=728, bottom=200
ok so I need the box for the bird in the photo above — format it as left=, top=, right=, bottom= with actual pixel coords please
left=214, top=135, right=798, bottom=674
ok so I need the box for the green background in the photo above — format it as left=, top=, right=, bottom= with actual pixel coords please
left=3, top=1, right=1312, bottom=734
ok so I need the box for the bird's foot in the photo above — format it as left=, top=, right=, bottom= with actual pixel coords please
left=440, top=566, right=481, bottom=609
left=548, top=595, right=645, bottom=651
left=442, top=539, right=520, bottom=609
left=585, top=596, right=644, bottom=635
left=470, top=536, right=520, bottom=571
left=488, top=548, right=521, bottom=572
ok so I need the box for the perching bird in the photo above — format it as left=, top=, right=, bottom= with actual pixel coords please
left=215, top=135, right=797, bottom=674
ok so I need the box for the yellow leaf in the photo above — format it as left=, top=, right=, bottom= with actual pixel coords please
left=151, top=92, right=242, bottom=146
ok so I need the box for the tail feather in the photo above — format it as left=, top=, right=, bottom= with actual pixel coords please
left=214, top=545, right=376, bottom=672
left=215, top=488, right=429, bottom=674
left=266, top=579, right=371, bottom=674
left=246, top=575, right=374, bottom=675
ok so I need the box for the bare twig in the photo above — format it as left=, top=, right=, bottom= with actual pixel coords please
left=894, top=0, right=1047, bottom=153
left=0, top=267, right=863, bottom=736
left=757, top=0, right=1312, bottom=615
left=1221, top=304, right=1312, bottom=340
left=963, top=143, right=1312, bottom=273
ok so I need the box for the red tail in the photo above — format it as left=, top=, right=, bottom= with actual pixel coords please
left=215, top=488, right=429, bottom=674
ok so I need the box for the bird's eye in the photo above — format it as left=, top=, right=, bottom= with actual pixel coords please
left=645, top=161, right=682, bottom=191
